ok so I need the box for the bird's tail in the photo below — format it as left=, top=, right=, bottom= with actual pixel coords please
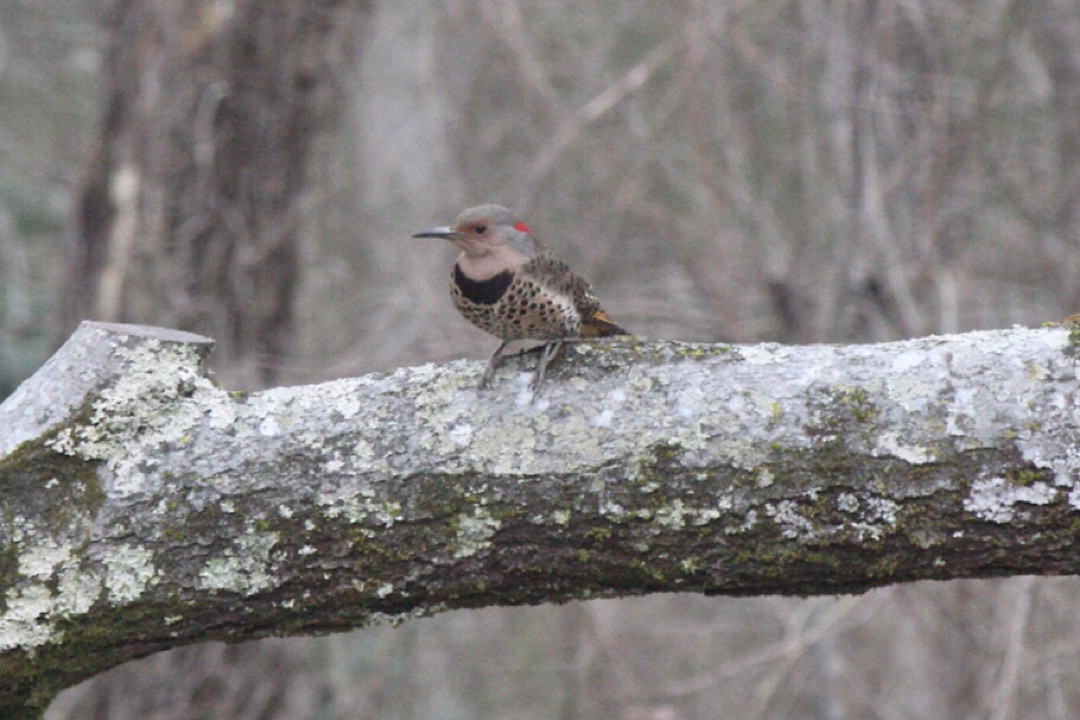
left=580, top=308, right=629, bottom=337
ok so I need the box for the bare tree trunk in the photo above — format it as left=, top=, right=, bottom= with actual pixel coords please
left=52, top=2, right=372, bottom=716
left=62, top=0, right=370, bottom=389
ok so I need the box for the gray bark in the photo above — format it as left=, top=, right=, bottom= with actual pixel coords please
left=2, top=320, right=1080, bottom=718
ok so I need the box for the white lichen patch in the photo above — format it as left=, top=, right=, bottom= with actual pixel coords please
left=45, top=338, right=226, bottom=498
left=837, top=493, right=859, bottom=513
left=453, top=507, right=501, bottom=558
left=739, top=344, right=790, bottom=365
left=680, top=557, right=704, bottom=574
left=406, top=372, right=505, bottom=461
left=725, top=509, right=758, bottom=534
left=449, top=422, right=475, bottom=446
left=375, top=501, right=404, bottom=527
left=887, top=375, right=936, bottom=412
left=336, top=391, right=364, bottom=419
left=199, top=531, right=279, bottom=595
left=874, top=432, right=934, bottom=464
left=653, top=499, right=690, bottom=529
left=58, top=566, right=102, bottom=615
left=590, top=409, right=614, bottom=428
left=694, top=506, right=722, bottom=525
left=715, top=437, right=768, bottom=470
left=599, top=500, right=626, bottom=517
left=0, top=541, right=106, bottom=651
left=0, top=586, right=58, bottom=651
left=627, top=371, right=655, bottom=394
left=890, top=350, right=926, bottom=372
left=945, top=386, right=979, bottom=437
left=19, top=540, right=74, bottom=580
left=317, top=485, right=403, bottom=529
left=865, top=497, right=899, bottom=524
left=964, top=477, right=1057, bottom=523
left=105, top=544, right=158, bottom=604
left=353, top=438, right=376, bottom=462
left=240, top=390, right=304, bottom=440
left=467, top=415, right=543, bottom=475
left=550, top=413, right=604, bottom=461
left=206, top=398, right=237, bottom=429
left=653, top=499, right=722, bottom=529
left=258, top=416, right=283, bottom=436
left=847, top=523, right=885, bottom=541
left=841, top=495, right=900, bottom=542
left=766, top=500, right=816, bottom=539
left=741, top=390, right=781, bottom=421
left=674, top=381, right=709, bottom=419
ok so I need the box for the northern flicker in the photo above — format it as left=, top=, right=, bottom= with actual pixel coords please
left=412, top=204, right=627, bottom=391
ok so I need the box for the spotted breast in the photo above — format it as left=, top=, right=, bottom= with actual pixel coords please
left=450, top=252, right=583, bottom=341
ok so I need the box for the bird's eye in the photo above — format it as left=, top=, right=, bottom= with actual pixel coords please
left=475, top=224, right=487, bottom=234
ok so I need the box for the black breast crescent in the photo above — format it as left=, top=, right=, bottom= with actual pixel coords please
left=454, top=266, right=514, bottom=305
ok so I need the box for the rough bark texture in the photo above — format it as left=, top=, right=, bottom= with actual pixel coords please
left=62, top=0, right=369, bottom=389
left=3, top=320, right=1080, bottom=718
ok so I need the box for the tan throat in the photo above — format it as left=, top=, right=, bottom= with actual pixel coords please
left=456, top=245, right=530, bottom=281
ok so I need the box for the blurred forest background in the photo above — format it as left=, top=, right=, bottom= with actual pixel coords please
left=3, top=0, right=1080, bottom=718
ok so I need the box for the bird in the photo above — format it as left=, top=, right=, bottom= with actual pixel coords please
left=412, top=204, right=627, bottom=392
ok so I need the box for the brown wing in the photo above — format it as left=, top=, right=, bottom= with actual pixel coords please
left=522, top=251, right=628, bottom=337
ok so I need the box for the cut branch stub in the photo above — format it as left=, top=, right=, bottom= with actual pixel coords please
left=0, top=321, right=214, bottom=458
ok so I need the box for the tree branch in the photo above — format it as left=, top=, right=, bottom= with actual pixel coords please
left=3, top=320, right=1080, bottom=717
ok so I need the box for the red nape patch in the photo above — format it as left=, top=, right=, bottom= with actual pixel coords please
left=514, top=221, right=532, bottom=234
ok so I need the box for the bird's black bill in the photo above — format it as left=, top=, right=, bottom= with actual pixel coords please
left=411, top=226, right=463, bottom=240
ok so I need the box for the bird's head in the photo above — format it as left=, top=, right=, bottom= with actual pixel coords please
left=412, top=204, right=536, bottom=257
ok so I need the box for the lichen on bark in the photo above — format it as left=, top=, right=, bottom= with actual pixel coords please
left=1, top=321, right=1080, bottom=717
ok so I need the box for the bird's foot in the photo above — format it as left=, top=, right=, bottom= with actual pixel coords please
left=529, top=339, right=564, bottom=398
left=480, top=339, right=512, bottom=389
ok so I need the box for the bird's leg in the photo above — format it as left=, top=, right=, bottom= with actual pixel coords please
left=530, top=339, right=565, bottom=393
left=480, top=339, right=512, bottom=389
